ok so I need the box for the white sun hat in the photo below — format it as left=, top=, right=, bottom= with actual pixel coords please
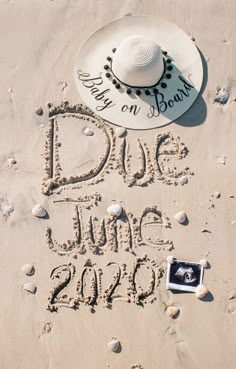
left=74, top=16, right=203, bottom=130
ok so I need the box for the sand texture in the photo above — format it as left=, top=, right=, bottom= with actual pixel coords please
left=0, top=1, right=236, bottom=368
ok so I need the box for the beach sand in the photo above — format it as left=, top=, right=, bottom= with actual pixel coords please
left=0, top=1, right=236, bottom=368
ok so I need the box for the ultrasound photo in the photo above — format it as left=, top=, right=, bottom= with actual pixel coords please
left=166, top=259, right=203, bottom=292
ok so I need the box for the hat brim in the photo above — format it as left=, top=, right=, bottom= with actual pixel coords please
left=74, top=16, right=203, bottom=130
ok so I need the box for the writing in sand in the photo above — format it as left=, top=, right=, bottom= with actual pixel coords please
left=77, top=70, right=195, bottom=117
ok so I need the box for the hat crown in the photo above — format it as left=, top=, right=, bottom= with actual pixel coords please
left=112, top=35, right=164, bottom=87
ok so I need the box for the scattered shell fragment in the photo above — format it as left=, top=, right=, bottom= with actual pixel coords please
left=201, top=228, right=211, bottom=233
left=8, top=87, right=12, bottom=93
left=166, top=306, right=179, bottom=318
left=214, top=87, right=229, bottom=105
left=83, top=127, right=94, bottom=136
left=32, top=204, right=47, bottom=218
left=8, top=157, right=17, bottom=166
left=115, top=127, right=127, bottom=137
left=174, top=211, right=187, bottom=224
left=217, top=156, right=226, bottom=165
left=195, top=284, right=208, bottom=299
left=22, top=264, right=35, bottom=276
left=107, top=204, right=122, bottom=217
left=213, top=191, right=221, bottom=199
left=167, top=255, right=175, bottom=264
left=107, top=339, right=121, bottom=353
left=199, top=259, right=208, bottom=268
left=23, top=282, right=37, bottom=294
left=179, top=175, right=188, bottom=185
left=35, top=106, right=43, bottom=116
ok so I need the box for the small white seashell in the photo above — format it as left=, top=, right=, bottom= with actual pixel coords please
left=167, top=255, right=175, bottom=264
left=166, top=306, right=179, bottom=318
left=115, top=127, right=127, bottom=137
left=107, top=339, right=121, bottom=353
left=8, top=87, right=12, bottom=93
left=83, top=127, right=94, bottom=136
left=8, top=157, right=16, bottom=165
left=213, top=191, right=221, bottom=199
left=23, top=282, right=37, bottom=294
left=107, top=204, right=122, bottom=217
left=35, top=106, right=43, bottom=116
left=199, top=259, right=208, bottom=268
left=32, top=204, right=47, bottom=218
left=195, top=284, right=208, bottom=299
left=179, top=175, right=188, bottom=185
left=22, top=264, right=35, bottom=276
left=217, top=156, right=226, bottom=165
left=174, top=211, right=187, bottom=224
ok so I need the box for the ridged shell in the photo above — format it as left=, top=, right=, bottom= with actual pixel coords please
left=195, top=284, right=208, bottom=299
left=107, top=339, right=121, bottom=353
left=167, top=306, right=179, bottom=318
left=166, top=255, right=175, bottom=264
left=8, top=157, right=16, bottom=165
left=179, top=175, right=188, bottom=185
left=83, top=127, right=94, bottom=136
left=107, top=204, right=122, bottom=217
left=32, top=204, right=47, bottom=218
left=23, top=282, right=37, bottom=294
left=174, top=211, right=187, bottom=224
left=22, top=264, right=35, bottom=276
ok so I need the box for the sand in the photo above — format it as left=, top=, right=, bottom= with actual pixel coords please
left=0, top=1, right=236, bottom=368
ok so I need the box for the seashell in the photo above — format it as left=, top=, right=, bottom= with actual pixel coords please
left=32, top=204, right=47, bottom=218
left=166, top=255, right=175, bottom=264
left=107, top=204, right=122, bottom=217
left=213, top=191, right=221, bottom=199
left=107, top=339, right=121, bottom=353
left=35, top=106, right=43, bottom=116
left=23, top=282, right=37, bottom=294
left=166, top=306, right=179, bottom=318
left=174, top=211, right=187, bottom=224
left=22, top=264, right=35, bottom=276
left=83, top=127, right=94, bottom=136
left=201, top=228, right=211, bottom=233
left=195, top=284, right=208, bottom=299
left=115, top=127, right=127, bottom=137
left=179, top=175, right=188, bottom=185
left=8, top=87, right=12, bottom=93
left=199, top=259, right=208, bottom=268
left=217, top=156, right=226, bottom=165
left=214, top=87, right=229, bottom=105
left=8, top=157, right=16, bottom=165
